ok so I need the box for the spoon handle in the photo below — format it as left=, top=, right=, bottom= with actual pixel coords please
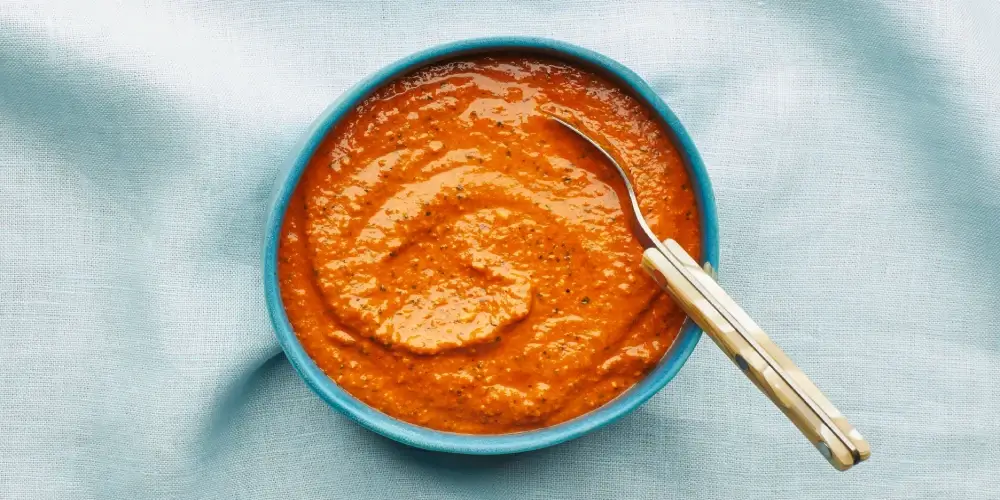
left=641, top=239, right=870, bottom=470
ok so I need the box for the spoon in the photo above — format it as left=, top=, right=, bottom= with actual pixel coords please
left=547, top=114, right=870, bottom=471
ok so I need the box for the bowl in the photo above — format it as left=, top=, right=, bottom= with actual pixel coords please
left=263, top=36, right=720, bottom=454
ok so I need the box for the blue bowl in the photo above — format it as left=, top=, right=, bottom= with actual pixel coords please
left=264, top=36, right=720, bottom=454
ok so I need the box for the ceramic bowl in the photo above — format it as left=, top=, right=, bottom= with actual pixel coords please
left=264, top=36, right=720, bottom=454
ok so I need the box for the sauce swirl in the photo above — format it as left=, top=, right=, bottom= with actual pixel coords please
left=279, top=56, right=700, bottom=433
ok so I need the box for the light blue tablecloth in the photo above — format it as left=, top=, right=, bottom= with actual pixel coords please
left=2, top=1, right=998, bottom=498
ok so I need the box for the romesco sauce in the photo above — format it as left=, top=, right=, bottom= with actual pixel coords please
left=278, top=56, right=700, bottom=433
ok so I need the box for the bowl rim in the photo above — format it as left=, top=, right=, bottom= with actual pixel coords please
left=263, top=36, right=720, bottom=454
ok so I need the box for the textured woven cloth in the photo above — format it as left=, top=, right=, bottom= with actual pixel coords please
left=2, top=1, right=999, bottom=498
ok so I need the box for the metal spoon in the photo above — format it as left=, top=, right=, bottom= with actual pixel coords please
left=547, top=114, right=870, bottom=471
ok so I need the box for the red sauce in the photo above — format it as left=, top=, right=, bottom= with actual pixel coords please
left=278, top=56, right=700, bottom=433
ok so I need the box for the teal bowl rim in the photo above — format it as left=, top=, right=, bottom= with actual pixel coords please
left=263, top=36, right=720, bottom=454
